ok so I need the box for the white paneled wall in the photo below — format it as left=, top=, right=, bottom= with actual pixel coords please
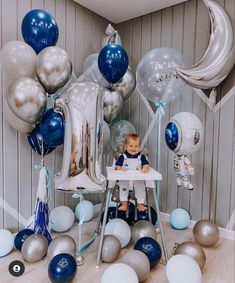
left=0, top=0, right=234, bottom=231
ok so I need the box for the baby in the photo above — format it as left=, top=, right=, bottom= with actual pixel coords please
left=115, top=133, right=150, bottom=211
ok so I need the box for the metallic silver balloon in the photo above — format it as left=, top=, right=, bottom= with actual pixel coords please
left=122, top=250, right=150, bottom=282
left=54, top=82, right=105, bottom=192
left=193, top=220, right=220, bottom=247
left=7, top=77, right=47, bottom=124
left=101, top=235, right=121, bottom=263
left=113, top=67, right=136, bottom=101
left=103, top=88, right=123, bottom=124
left=131, top=220, right=157, bottom=244
left=102, top=24, right=122, bottom=47
left=47, top=235, right=76, bottom=261
left=173, top=242, right=206, bottom=270
left=36, top=46, right=72, bottom=94
left=21, top=234, right=48, bottom=263
left=176, top=0, right=234, bottom=89
left=4, top=100, right=33, bottom=133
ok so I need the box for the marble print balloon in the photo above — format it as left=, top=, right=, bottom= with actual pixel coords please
left=36, top=46, right=72, bottom=94
left=7, top=77, right=47, bottom=124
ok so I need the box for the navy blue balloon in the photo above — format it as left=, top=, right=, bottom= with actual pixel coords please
left=134, top=237, right=162, bottom=268
left=98, top=44, right=128, bottom=84
left=39, top=108, right=64, bottom=147
left=14, top=229, right=34, bottom=251
left=48, top=253, right=77, bottom=283
left=165, top=122, right=179, bottom=151
left=21, top=9, right=59, bottom=54
left=27, top=125, right=56, bottom=155
left=137, top=206, right=158, bottom=225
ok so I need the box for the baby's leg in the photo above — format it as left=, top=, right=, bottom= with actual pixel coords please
left=118, top=181, right=129, bottom=211
left=134, top=181, right=147, bottom=211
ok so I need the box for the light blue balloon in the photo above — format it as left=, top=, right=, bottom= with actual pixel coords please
left=170, top=208, right=190, bottom=230
left=75, top=200, right=95, bottom=222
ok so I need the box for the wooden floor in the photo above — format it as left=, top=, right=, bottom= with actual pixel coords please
left=0, top=217, right=234, bottom=283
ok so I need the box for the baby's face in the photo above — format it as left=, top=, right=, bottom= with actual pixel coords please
left=125, top=138, right=140, bottom=155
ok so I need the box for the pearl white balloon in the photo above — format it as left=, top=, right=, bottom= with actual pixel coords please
left=0, top=229, right=14, bottom=257
left=166, top=254, right=202, bottom=283
left=104, top=218, right=131, bottom=248
left=0, top=40, right=36, bottom=80
left=75, top=200, right=95, bottom=222
left=50, top=206, right=75, bottom=232
left=101, top=263, right=138, bottom=283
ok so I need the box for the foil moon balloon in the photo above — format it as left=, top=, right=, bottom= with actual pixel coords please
left=102, top=24, right=122, bottom=47
left=54, top=82, right=105, bottom=192
left=176, top=0, right=234, bottom=89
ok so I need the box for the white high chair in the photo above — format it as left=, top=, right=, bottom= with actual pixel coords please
left=95, top=166, right=169, bottom=267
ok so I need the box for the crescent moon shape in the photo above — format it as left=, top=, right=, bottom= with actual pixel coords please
left=176, top=0, right=234, bottom=89
left=102, top=24, right=122, bottom=47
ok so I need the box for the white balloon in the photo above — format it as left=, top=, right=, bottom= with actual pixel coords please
left=50, top=206, right=74, bottom=232
left=101, top=263, right=138, bottom=283
left=75, top=200, right=95, bottom=222
left=104, top=218, right=131, bottom=248
left=0, top=41, right=36, bottom=80
left=0, top=229, right=14, bottom=257
left=166, top=254, right=202, bottom=283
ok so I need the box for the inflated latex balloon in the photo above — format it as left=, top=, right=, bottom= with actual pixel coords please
left=131, top=220, right=157, bottom=244
left=110, top=119, right=136, bottom=152
left=136, top=47, right=185, bottom=104
left=27, top=125, right=56, bottom=156
left=48, top=253, right=77, bottom=283
left=101, top=263, right=138, bottom=283
left=170, top=208, right=191, bottom=230
left=21, top=9, right=59, bottom=54
left=173, top=241, right=206, bottom=270
left=14, top=229, right=34, bottom=251
left=21, top=234, right=48, bottom=263
left=104, top=218, right=131, bottom=248
left=47, top=235, right=76, bottom=262
left=98, top=44, right=128, bottom=84
left=0, top=41, right=36, bottom=80
left=103, top=88, right=123, bottom=124
left=101, top=235, right=121, bottom=263
left=193, top=220, right=219, bottom=247
left=50, top=206, right=74, bottom=232
left=0, top=229, right=14, bottom=257
left=166, top=254, right=202, bottom=283
left=137, top=206, right=158, bottom=225
left=134, top=237, right=162, bottom=268
left=36, top=46, right=72, bottom=95
left=7, top=77, right=47, bottom=124
left=39, top=108, right=65, bottom=147
left=75, top=200, right=95, bottom=222
left=122, top=250, right=150, bottom=282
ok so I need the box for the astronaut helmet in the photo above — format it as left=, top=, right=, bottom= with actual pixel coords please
left=165, top=112, right=204, bottom=155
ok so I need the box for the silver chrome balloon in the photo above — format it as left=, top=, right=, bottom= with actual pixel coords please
left=102, top=24, right=122, bottom=47
left=113, top=67, right=136, bottom=101
left=47, top=235, right=76, bottom=261
left=54, top=82, right=105, bottom=192
left=173, top=241, right=206, bottom=270
left=36, top=46, right=72, bottom=94
left=7, top=77, right=47, bottom=124
left=21, top=234, right=48, bottom=263
left=103, top=88, right=123, bottom=124
left=176, top=0, right=234, bottom=89
left=131, top=220, right=157, bottom=244
left=101, top=235, right=121, bottom=263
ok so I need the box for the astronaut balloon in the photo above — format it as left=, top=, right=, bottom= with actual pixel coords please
left=165, top=112, right=204, bottom=190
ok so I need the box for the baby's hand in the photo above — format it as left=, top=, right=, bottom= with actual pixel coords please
left=141, top=165, right=150, bottom=173
left=115, top=166, right=126, bottom=171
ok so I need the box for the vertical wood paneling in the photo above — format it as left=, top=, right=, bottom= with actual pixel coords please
left=0, top=0, right=3, bottom=228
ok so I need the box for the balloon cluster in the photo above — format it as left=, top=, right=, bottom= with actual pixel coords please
left=0, top=9, right=70, bottom=156
left=101, top=219, right=161, bottom=282
left=78, top=24, right=136, bottom=124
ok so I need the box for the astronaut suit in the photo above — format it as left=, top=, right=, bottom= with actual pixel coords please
left=174, top=154, right=194, bottom=190
left=115, top=151, right=149, bottom=203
